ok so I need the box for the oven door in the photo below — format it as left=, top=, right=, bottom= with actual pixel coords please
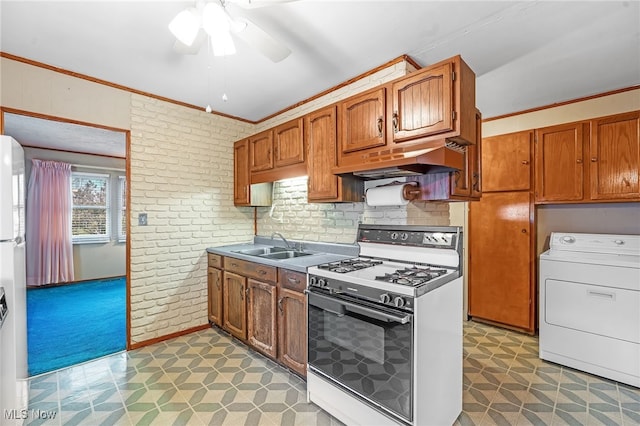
left=307, top=289, right=414, bottom=424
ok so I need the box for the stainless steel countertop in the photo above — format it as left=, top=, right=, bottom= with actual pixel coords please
left=206, top=237, right=359, bottom=273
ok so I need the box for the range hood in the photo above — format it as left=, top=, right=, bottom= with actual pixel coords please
left=332, top=141, right=465, bottom=180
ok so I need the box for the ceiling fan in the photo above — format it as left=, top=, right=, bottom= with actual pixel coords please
left=169, top=0, right=293, bottom=63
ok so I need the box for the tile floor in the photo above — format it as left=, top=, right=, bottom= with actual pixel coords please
left=25, top=321, right=639, bottom=426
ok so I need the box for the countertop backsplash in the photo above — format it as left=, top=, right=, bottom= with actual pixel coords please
left=256, top=177, right=452, bottom=245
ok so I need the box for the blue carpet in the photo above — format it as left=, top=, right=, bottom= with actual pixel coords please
left=27, top=277, right=126, bottom=376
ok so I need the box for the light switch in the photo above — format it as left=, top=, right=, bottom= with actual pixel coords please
left=138, top=213, right=148, bottom=226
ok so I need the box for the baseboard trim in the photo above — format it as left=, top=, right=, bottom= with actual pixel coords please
left=129, top=323, right=210, bottom=350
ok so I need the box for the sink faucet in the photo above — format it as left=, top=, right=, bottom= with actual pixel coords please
left=271, top=232, right=294, bottom=249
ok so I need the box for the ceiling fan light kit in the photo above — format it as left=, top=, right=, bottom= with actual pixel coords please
left=168, top=8, right=201, bottom=46
left=168, top=0, right=291, bottom=62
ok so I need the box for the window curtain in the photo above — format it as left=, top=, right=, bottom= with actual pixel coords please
left=26, top=159, right=74, bottom=286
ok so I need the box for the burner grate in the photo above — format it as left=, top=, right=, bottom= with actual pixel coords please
left=375, top=266, right=448, bottom=286
left=317, top=258, right=383, bottom=273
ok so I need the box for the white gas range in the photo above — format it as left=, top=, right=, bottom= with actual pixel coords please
left=306, top=224, right=463, bottom=426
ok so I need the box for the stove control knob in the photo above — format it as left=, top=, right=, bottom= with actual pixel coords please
left=390, top=232, right=398, bottom=240
left=400, top=233, right=409, bottom=241
left=318, top=278, right=327, bottom=288
left=380, top=294, right=391, bottom=304
left=309, top=276, right=317, bottom=286
left=394, top=297, right=406, bottom=308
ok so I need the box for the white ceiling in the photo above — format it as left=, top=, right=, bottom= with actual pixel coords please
left=1, top=1, right=639, bottom=154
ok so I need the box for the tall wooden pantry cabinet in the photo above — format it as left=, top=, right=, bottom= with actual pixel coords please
left=468, top=130, right=536, bottom=333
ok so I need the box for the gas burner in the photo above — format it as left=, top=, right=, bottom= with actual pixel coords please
left=375, top=266, right=449, bottom=286
left=316, top=258, right=383, bottom=274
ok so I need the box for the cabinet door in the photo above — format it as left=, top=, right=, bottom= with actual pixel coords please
left=223, top=271, right=247, bottom=340
left=274, top=118, right=305, bottom=168
left=482, top=131, right=532, bottom=192
left=247, top=279, right=277, bottom=359
left=234, top=140, right=250, bottom=206
left=589, top=111, right=640, bottom=200
left=468, top=191, right=534, bottom=332
left=307, top=105, right=339, bottom=200
left=339, top=87, right=387, bottom=154
left=278, top=287, right=307, bottom=377
left=391, top=63, right=453, bottom=143
left=249, top=130, right=273, bottom=172
left=535, top=123, right=586, bottom=202
left=208, top=266, right=223, bottom=327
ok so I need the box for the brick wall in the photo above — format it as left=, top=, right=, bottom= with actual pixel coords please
left=256, top=177, right=451, bottom=244
left=128, top=94, right=255, bottom=344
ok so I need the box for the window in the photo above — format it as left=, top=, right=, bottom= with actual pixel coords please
left=71, top=172, right=110, bottom=242
left=118, top=176, right=126, bottom=242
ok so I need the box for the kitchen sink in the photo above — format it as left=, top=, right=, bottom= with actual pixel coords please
left=260, top=251, right=312, bottom=260
left=232, top=246, right=290, bottom=256
left=232, top=246, right=313, bottom=260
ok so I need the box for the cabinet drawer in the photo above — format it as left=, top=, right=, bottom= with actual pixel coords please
left=224, top=257, right=277, bottom=283
left=208, top=253, right=223, bottom=269
left=279, top=269, right=306, bottom=292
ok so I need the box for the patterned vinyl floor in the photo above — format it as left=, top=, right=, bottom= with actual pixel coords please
left=25, top=321, right=639, bottom=426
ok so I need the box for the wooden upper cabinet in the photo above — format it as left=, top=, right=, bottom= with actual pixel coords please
left=340, top=86, right=387, bottom=154
left=274, top=118, right=305, bottom=167
left=391, top=63, right=453, bottom=143
left=234, top=140, right=251, bottom=205
left=249, top=130, right=274, bottom=172
left=589, top=111, right=640, bottom=200
left=534, top=122, right=586, bottom=202
left=482, top=130, right=532, bottom=192
left=307, top=106, right=339, bottom=200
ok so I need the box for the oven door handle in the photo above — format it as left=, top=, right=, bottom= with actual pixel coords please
left=307, top=290, right=412, bottom=324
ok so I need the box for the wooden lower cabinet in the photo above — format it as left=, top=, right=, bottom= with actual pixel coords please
left=468, top=191, right=535, bottom=333
left=247, top=279, right=278, bottom=358
left=212, top=256, right=307, bottom=377
left=208, top=266, right=223, bottom=327
left=223, top=271, right=247, bottom=340
left=277, top=269, right=307, bottom=377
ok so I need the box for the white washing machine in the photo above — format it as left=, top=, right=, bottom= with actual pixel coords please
left=539, top=232, right=640, bottom=388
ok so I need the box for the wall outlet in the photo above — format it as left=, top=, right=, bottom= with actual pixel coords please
left=138, top=213, right=148, bottom=226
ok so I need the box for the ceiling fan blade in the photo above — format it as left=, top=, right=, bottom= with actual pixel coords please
left=173, top=30, right=207, bottom=55
left=232, top=17, right=291, bottom=62
left=230, top=0, right=298, bottom=10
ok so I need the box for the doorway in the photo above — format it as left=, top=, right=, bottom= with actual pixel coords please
left=1, top=109, right=130, bottom=375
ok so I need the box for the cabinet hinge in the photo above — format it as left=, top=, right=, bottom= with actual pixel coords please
left=452, top=111, right=456, bottom=120
left=452, top=71, right=456, bottom=81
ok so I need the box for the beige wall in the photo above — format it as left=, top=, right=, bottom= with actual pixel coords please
left=1, top=57, right=256, bottom=344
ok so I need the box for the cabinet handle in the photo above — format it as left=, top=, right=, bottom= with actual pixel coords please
left=576, top=159, right=583, bottom=164
left=392, top=112, right=399, bottom=133
left=472, top=173, right=480, bottom=192
left=287, top=277, right=300, bottom=285
left=258, top=269, right=267, bottom=275
left=521, top=229, right=527, bottom=234
left=521, top=160, right=529, bottom=165
left=377, top=116, right=383, bottom=137
left=278, top=297, right=284, bottom=313
left=241, top=286, right=245, bottom=300
left=231, top=263, right=238, bottom=268
left=591, top=157, right=598, bottom=162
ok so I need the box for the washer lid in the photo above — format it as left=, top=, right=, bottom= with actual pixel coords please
left=540, top=249, right=640, bottom=269
left=543, top=232, right=640, bottom=268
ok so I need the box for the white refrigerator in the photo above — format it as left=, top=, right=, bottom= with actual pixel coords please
left=0, top=136, right=28, bottom=425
